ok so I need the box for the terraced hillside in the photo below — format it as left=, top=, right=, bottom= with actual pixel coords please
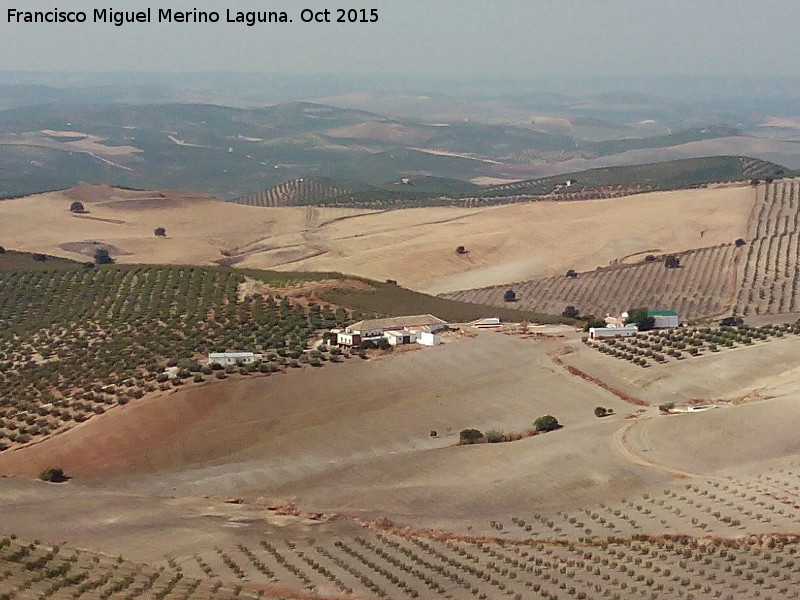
left=444, top=178, right=800, bottom=321
left=733, top=179, right=800, bottom=315
left=230, top=177, right=370, bottom=207
left=443, top=244, right=739, bottom=321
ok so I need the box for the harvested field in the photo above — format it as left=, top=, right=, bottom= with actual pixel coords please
left=0, top=184, right=755, bottom=294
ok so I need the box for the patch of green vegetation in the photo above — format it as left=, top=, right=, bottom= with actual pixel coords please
left=0, top=264, right=349, bottom=450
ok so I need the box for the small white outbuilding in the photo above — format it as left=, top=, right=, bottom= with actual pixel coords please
left=588, top=325, right=638, bottom=340
left=208, top=352, right=263, bottom=366
left=416, top=331, right=441, bottom=346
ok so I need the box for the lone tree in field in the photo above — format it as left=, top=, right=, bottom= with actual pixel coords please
left=39, top=467, right=67, bottom=483
left=459, top=428, right=484, bottom=444
left=154, top=227, right=167, bottom=237
left=94, top=248, right=114, bottom=265
left=664, top=254, right=681, bottom=269
left=594, top=406, right=609, bottom=418
left=735, top=238, right=746, bottom=247
left=455, top=245, right=467, bottom=255
left=534, top=415, right=561, bottom=433
left=562, top=305, right=580, bottom=319
left=503, top=289, right=516, bottom=302
left=565, top=269, right=577, bottom=278
left=69, top=201, right=86, bottom=213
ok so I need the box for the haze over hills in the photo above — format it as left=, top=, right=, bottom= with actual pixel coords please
left=3, top=74, right=800, bottom=200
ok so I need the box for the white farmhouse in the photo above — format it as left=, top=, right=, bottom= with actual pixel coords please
left=346, top=314, right=447, bottom=337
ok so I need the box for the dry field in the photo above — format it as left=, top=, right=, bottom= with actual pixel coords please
left=0, top=184, right=753, bottom=294
left=1, top=329, right=799, bottom=599
left=446, top=180, right=800, bottom=321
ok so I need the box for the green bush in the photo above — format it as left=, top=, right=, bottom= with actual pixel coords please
left=533, top=415, right=561, bottom=433
left=39, top=468, right=67, bottom=483
left=459, top=428, right=484, bottom=444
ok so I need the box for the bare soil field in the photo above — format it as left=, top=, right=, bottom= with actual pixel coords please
left=1, top=184, right=754, bottom=294
left=2, top=331, right=798, bottom=526
left=1, top=329, right=799, bottom=599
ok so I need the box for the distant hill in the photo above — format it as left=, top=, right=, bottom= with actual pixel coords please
left=480, top=156, right=785, bottom=198
left=247, top=156, right=787, bottom=210
left=0, top=97, right=793, bottom=201
left=229, top=175, right=482, bottom=208
left=230, top=177, right=371, bottom=207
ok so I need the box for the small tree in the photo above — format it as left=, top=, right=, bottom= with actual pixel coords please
left=459, top=429, right=484, bottom=444
left=69, top=201, right=85, bottom=213
left=455, top=245, right=467, bottom=255
left=565, top=269, right=577, bottom=278
left=594, top=406, right=608, bottom=418
left=627, top=307, right=655, bottom=331
left=154, top=227, right=167, bottom=237
left=39, top=467, right=67, bottom=483
left=734, top=238, right=746, bottom=247
left=503, top=289, right=516, bottom=302
left=562, top=305, right=580, bottom=319
left=534, top=415, right=561, bottom=432
left=583, top=316, right=606, bottom=332
left=94, top=248, right=114, bottom=264
left=0, top=246, right=5, bottom=254
left=664, top=254, right=681, bottom=269
left=658, top=402, right=676, bottom=413
left=720, top=315, right=743, bottom=327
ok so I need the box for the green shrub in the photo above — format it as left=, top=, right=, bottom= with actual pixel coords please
left=533, top=415, right=561, bottom=432
left=459, top=428, right=484, bottom=444
left=39, top=468, right=67, bottom=483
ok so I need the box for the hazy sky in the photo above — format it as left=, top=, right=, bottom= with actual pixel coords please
left=3, top=0, right=800, bottom=77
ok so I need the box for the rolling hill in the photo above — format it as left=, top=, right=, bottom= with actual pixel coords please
left=230, top=156, right=786, bottom=210
left=443, top=179, right=800, bottom=321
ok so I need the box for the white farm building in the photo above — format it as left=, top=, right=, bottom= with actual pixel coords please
left=648, top=310, right=679, bottom=329
left=207, top=352, right=263, bottom=366
left=336, top=314, right=447, bottom=347
left=588, top=325, right=638, bottom=340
